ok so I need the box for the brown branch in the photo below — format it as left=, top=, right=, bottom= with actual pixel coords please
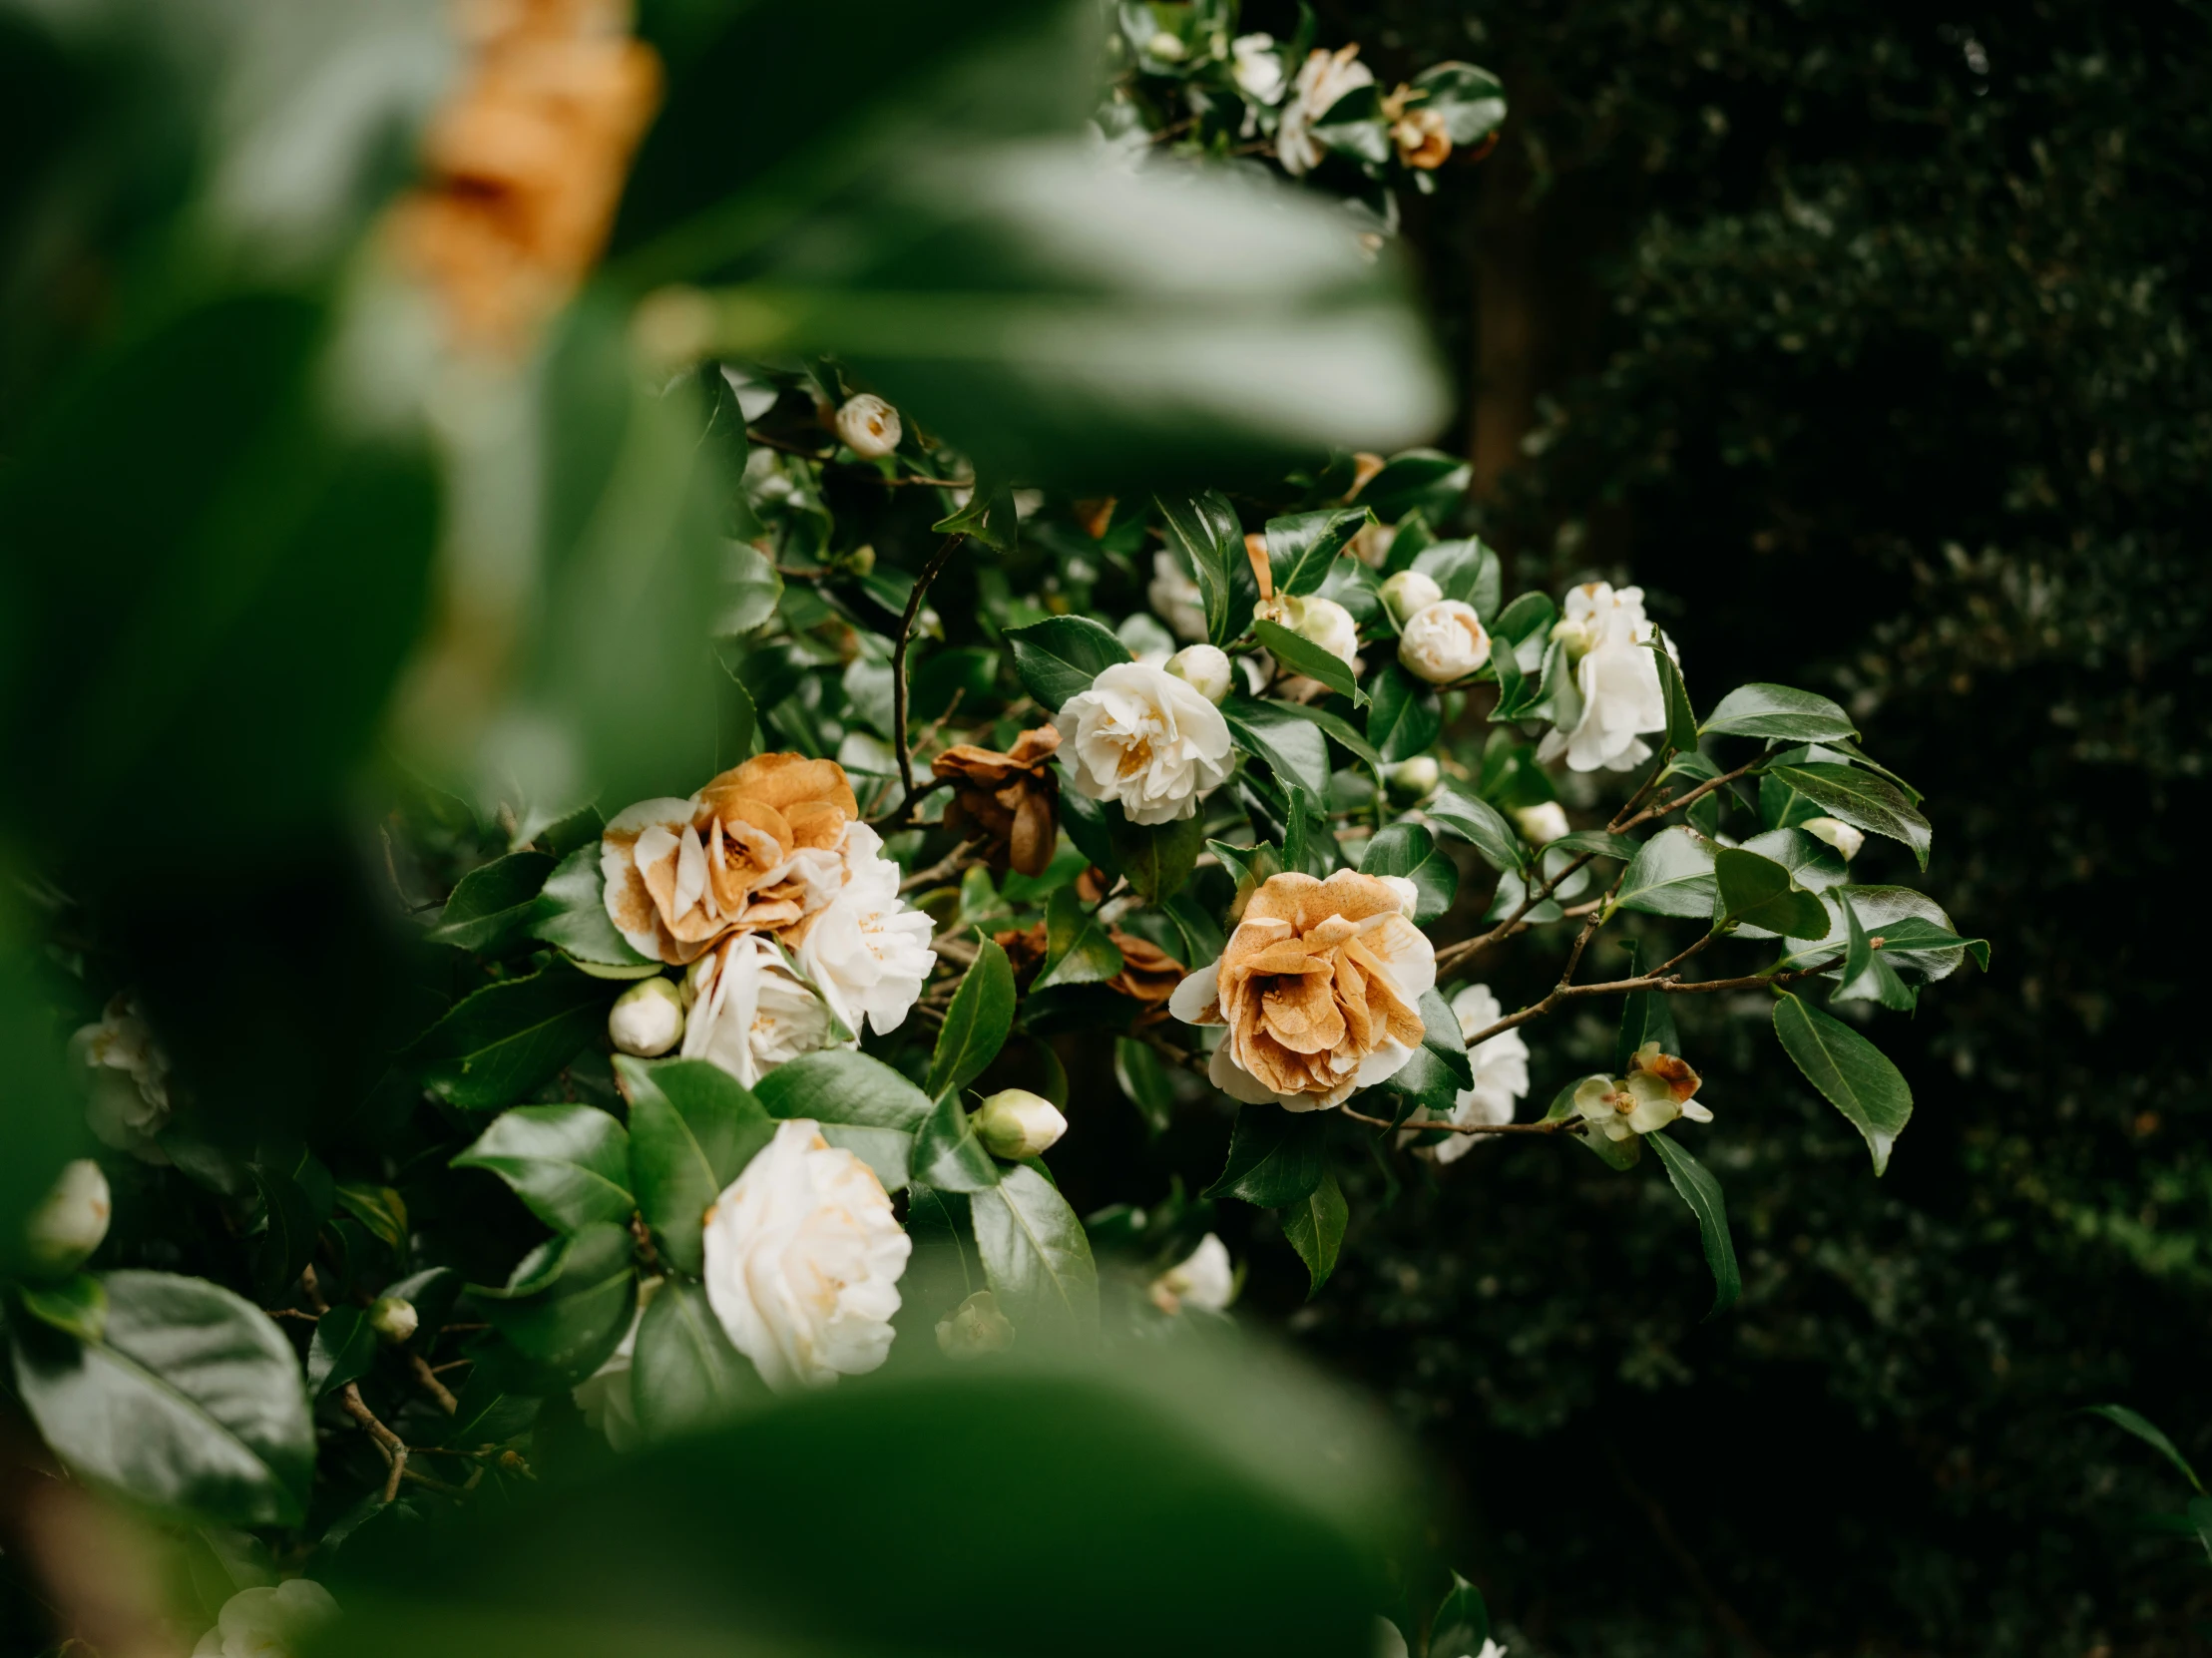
left=1610, top=759, right=1760, bottom=836
left=338, top=1385, right=408, bottom=1504
left=899, top=836, right=989, bottom=895
left=888, top=534, right=966, bottom=816
left=406, top=1353, right=459, bottom=1416
left=1340, top=1105, right=1571, bottom=1137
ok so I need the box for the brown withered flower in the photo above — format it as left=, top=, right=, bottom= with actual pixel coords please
left=1105, top=932, right=1185, bottom=1009
left=601, top=754, right=859, bottom=965
left=933, top=726, right=1061, bottom=877
left=994, top=924, right=1049, bottom=985
left=391, top=0, right=663, bottom=353
left=1168, top=870, right=1437, bottom=1111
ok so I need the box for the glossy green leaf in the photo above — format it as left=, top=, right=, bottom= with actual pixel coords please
left=1358, top=823, right=1458, bottom=924
left=1833, top=893, right=1919, bottom=1013
left=926, top=938, right=1016, bottom=1099
left=1036, top=885, right=1125, bottom=990
left=1548, top=830, right=1640, bottom=861
left=972, top=1164, right=1098, bottom=1330
left=1702, top=682, right=1858, bottom=743
left=1280, top=1168, right=1348, bottom=1298
left=1648, top=1132, right=1741, bottom=1319
left=247, top=1161, right=322, bottom=1305
left=1613, top=827, right=1718, bottom=919
left=631, top=1281, right=756, bottom=1442
left=307, top=1306, right=379, bottom=1400
left=1860, top=916, right=1989, bottom=973
left=618, top=1057, right=776, bottom=1276
left=1357, top=448, right=1471, bottom=524
left=1410, top=539, right=1500, bottom=615
left=1426, top=784, right=1523, bottom=874
left=528, top=846, right=661, bottom=972
left=1734, top=827, right=1850, bottom=894
left=1220, top=695, right=1333, bottom=798
left=1110, top=812, right=1207, bottom=906
left=2084, top=1405, right=2204, bottom=1494
left=406, top=960, right=620, bottom=1111
left=1158, top=490, right=1256, bottom=648
left=754, top=1049, right=935, bottom=1132
left=1652, top=639, right=1699, bottom=752
left=10, top=1271, right=312, bottom=1526
left=1263, top=699, right=1383, bottom=769
left=1252, top=619, right=1366, bottom=706
left=1377, top=988, right=1474, bottom=1110
left=1004, top=616, right=1131, bottom=710
left=1364, top=663, right=1441, bottom=763
left=334, top=1184, right=409, bottom=1253
left=931, top=481, right=1020, bottom=553
left=426, top=853, right=557, bottom=955
left=477, top=1224, right=638, bottom=1385
left=912, top=1092, right=1002, bottom=1194
left=817, top=1125, right=915, bottom=1195
left=1204, top=1109, right=1328, bottom=1207
left=453, top=1106, right=636, bottom=1234
left=1113, top=1036, right=1175, bottom=1136
left=1713, top=848, right=1831, bottom=939
left=1762, top=763, right=1932, bottom=869
left=1265, top=508, right=1369, bottom=597
left=1772, top=991, right=1914, bottom=1174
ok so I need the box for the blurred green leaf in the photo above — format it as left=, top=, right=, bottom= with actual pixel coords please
left=632, top=1280, right=755, bottom=1442
left=1112, top=1036, right=1175, bottom=1136
left=1411, top=61, right=1509, bottom=145
left=14, top=1275, right=107, bottom=1345
left=426, top=853, right=557, bottom=956
left=1772, top=990, right=1913, bottom=1175
left=2085, top=1405, right=2205, bottom=1494
left=1648, top=1132, right=1741, bottom=1319
left=405, top=960, right=619, bottom=1112
left=1428, top=1570, right=1492, bottom=1658
left=453, top=1105, right=636, bottom=1235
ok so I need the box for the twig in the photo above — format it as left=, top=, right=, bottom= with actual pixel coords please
left=1340, top=1105, right=1571, bottom=1136
left=899, top=836, right=989, bottom=895
left=1610, top=759, right=1760, bottom=835
left=911, top=688, right=968, bottom=755
left=889, top=534, right=967, bottom=814
left=407, top=1353, right=460, bottom=1416
left=338, top=1385, right=408, bottom=1504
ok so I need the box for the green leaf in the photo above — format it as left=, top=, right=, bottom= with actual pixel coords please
left=529, top=846, right=662, bottom=971
left=912, top=1093, right=1002, bottom=1194
left=1712, top=848, right=1832, bottom=939
left=1378, top=988, right=1474, bottom=1110
left=1702, top=682, right=1858, bottom=743
left=1220, top=695, right=1333, bottom=798
left=307, top=1306, right=379, bottom=1400
left=1036, top=885, right=1125, bottom=990
left=1772, top=991, right=1914, bottom=1174
left=926, top=939, right=1016, bottom=1099
left=1861, top=916, right=1989, bottom=973
left=1056, top=787, right=1117, bottom=872
left=1410, top=539, right=1501, bottom=614
left=1426, top=784, right=1523, bottom=874
left=1646, top=1132, right=1741, bottom=1318
left=477, top=1224, right=639, bottom=1385
left=334, top=1183, right=409, bottom=1253
left=10, top=1271, right=312, bottom=1526
left=1113, top=1036, right=1176, bottom=1136
left=1252, top=619, right=1367, bottom=706
left=1004, top=616, right=1131, bottom=711
left=753, top=1049, right=934, bottom=1132
left=817, top=1125, right=916, bottom=1195
left=1110, top=812, right=1207, bottom=906
left=1158, top=490, right=1256, bottom=648
left=1428, top=1570, right=1493, bottom=1658
left=1613, top=827, right=1718, bottom=919
left=1833, top=893, right=1918, bottom=1013
left=931, top=482, right=1019, bottom=553
left=1357, top=448, right=1471, bottom=524
left=452, top=1105, right=636, bottom=1234
left=2084, top=1405, right=2205, bottom=1494
left=247, top=1161, right=322, bottom=1306
left=1365, top=663, right=1441, bottom=763
left=1734, top=827, right=1850, bottom=894
left=971, top=1164, right=1099, bottom=1331
left=1264, top=508, right=1369, bottom=597
left=1548, top=830, right=1641, bottom=861
left=1652, top=639, right=1700, bottom=751
left=1357, top=823, right=1458, bottom=925
left=427, top=852, right=558, bottom=955
left=1262, top=699, right=1383, bottom=769
left=1410, top=60, right=1509, bottom=144
left=618, top=1057, right=776, bottom=1276
left=1280, top=1168, right=1348, bottom=1298
left=1204, top=1109, right=1328, bottom=1207
left=405, top=959, right=621, bottom=1111
left=1762, top=763, right=1933, bottom=869
left=14, top=1276, right=108, bottom=1345
left=1613, top=940, right=1681, bottom=1075
left=631, top=1281, right=756, bottom=1442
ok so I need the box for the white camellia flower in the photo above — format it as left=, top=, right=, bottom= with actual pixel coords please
left=833, top=393, right=901, bottom=459
left=1149, top=1233, right=1236, bottom=1314
left=1277, top=44, right=1374, bottom=176
left=70, top=996, right=171, bottom=1162
left=1055, top=661, right=1234, bottom=826
left=1538, top=582, right=1668, bottom=772
left=24, top=1159, right=111, bottom=1275
left=1148, top=551, right=1209, bottom=641
left=1512, top=801, right=1570, bottom=847
left=193, top=1580, right=338, bottom=1658
left=681, top=933, right=842, bottom=1087
left=1575, top=1041, right=1712, bottom=1142
left=1397, top=599, right=1491, bottom=684
left=792, top=823, right=937, bottom=1037
left=1802, top=815, right=1866, bottom=860
left=1230, top=32, right=1287, bottom=104
left=1378, top=569, right=1443, bottom=627
left=1257, top=593, right=1360, bottom=669
left=1164, top=642, right=1234, bottom=704
left=608, top=977, right=684, bottom=1056
left=702, top=1119, right=911, bottom=1392
left=1405, top=985, right=1532, bottom=1164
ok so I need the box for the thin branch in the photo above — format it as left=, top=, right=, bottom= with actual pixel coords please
left=406, top=1352, right=460, bottom=1416
left=1340, top=1105, right=1571, bottom=1137
left=1611, top=759, right=1760, bottom=835
left=338, top=1384, right=408, bottom=1504
left=899, top=836, right=989, bottom=895
left=889, top=534, right=966, bottom=814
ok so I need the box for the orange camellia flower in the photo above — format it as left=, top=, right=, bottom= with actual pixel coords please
left=391, top=0, right=664, bottom=354
left=602, top=754, right=859, bottom=965
left=1169, top=870, right=1436, bottom=1110
left=931, top=726, right=1062, bottom=878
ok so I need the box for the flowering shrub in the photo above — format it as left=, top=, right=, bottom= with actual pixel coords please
left=0, top=0, right=1983, bottom=1654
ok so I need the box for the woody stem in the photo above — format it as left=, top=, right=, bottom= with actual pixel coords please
left=888, top=533, right=966, bottom=822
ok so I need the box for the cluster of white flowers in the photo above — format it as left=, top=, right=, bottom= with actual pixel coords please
left=1539, top=582, right=1669, bottom=772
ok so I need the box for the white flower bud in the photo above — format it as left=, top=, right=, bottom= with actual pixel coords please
left=1384, top=755, right=1440, bottom=803
left=24, top=1159, right=110, bottom=1276
left=834, top=393, right=902, bottom=459
left=1286, top=594, right=1360, bottom=667
left=1801, top=816, right=1865, bottom=860
left=1148, top=1233, right=1236, bottom=1315
left=1379, top=570, right=1443, bottom=627
left=973, top=1089, right=1068, bottom=1161
left=1512, top=801, right=1570, bottom=846
left=1164, top=643, right=1234, bottom=704
left=367, top=1296, right=419, bottom=1345
left=609, top=977, right=685, bottom=1057
left=1147, top=30, right=1185, bottom=59
left=935, top=1289, right=1015, bottom=1360
left=1397, top=600, right=1490, bottom=684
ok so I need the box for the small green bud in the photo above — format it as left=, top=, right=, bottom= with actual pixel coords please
left=23, top=1159, right=110, bottom=1277
left=973, top=1089, right=1068, bottom=1160
left=610, top=977, right=684, bottom=1057
left=1384, top=755, right=1440, bottom=803
left=368, top=1296, right=419, bottom=1345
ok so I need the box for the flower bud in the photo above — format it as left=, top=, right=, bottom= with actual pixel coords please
left=834, top=393, right=901, bottom=459
left=1801, top=816, right=1865, bottom=860
left=1512, top=801, right=1570, bottom=846
left=24, top=1159, right=110, bottom=1276
left=1379, top=570, right=1443, bottom=627
left=609, top=977, right=685, bottom=1057
left=1147, top=30, right=1185, bottom=60
left=973, top=1089, right=1068, bottom=1160
left=1286, top=594, right=1360, bottom=667
left=1164, top=643, right=1234, bottom=704
left=368, top=1296, right=419, bottom=1345
left=843, top=543, right=877, bottom=576
left=935, top=1290, right=1015, bottom=1360
left=1397, top=600, right=1490, bottom=684
left=1384, top=755, right=1439, bottom=803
